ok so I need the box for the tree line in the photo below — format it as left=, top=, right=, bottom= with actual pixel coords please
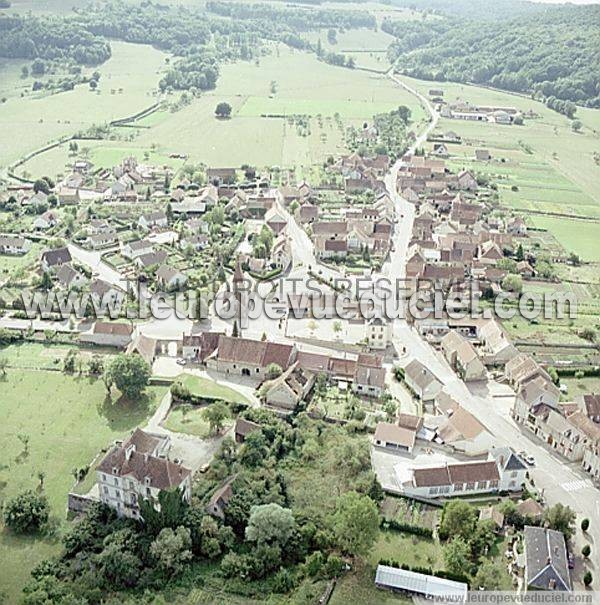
left=383, top=4, right=600, bottom=108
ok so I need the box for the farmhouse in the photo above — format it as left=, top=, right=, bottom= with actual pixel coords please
left=80, top=321, right=133, bottom=348
left=97, top=429, right=191, bottom=519
left=262, top=363, right=315, bottom=411
left=205, top=335, right=297, bottom=380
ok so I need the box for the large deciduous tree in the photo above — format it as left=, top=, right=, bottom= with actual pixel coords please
left=331, top=491, right=379, bottom=557
left=104, top=353, right=151, bottom=399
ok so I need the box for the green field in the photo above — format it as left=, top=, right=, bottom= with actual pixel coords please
left=0, top=366, right=167, bottom=603
left=0, top=41, right=168, bottom=170
left=529, top=216, right=600, bottom=262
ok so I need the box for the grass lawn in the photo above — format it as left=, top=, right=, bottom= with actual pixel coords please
left=560, top=376, right=600, bottom=398
left=0, top=244, right=41, bottom=283
left=163, top=403, right=233, bottom=438
left=369, top=530, right=443, bottom=570
left=0, top=368, right=167, bottom=603
left=530, top=216, right=600, bottom=262
left=177, top=373, right=250, bottom=404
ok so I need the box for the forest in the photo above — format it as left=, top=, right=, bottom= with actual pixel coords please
left=384, top=4, right=600, bottom=107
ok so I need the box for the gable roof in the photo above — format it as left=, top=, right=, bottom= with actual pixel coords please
left=216, top=335, right=295, bottom=370
left=524, top=526, right=571, bottom=591
left=42, top=247, right=71, bottom=267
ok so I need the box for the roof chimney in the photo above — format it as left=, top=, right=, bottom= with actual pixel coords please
left=125, top=444, right=136, bottom=461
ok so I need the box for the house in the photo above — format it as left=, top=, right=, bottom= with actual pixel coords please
left=399, top=460, right=502, bottom=498
left=297, top=201, right=319, bottom=224
left=507, top=217, right=527, bottom=236
left=432, top=143, right=449, bottom=157
left=271, top=234, right=292, bottom=270
left=87, top=232, right=118, bottom=250
left=56, top=264, right=86, bottom=290
left=138, top=211, right=168, bottom=230
left=490, top=446, right=528, bottom=491
left=403, top=359, right=442, bottom=402
left=583, top=393, right=600, bottom=423
left=206, top=335, right=297, bottom=380
left=365, top=317, right=392, bottom=350
left=373, top=422, right=416, bottom=454
left=206, top=168, right=236, bottom=185
left=33, top=210, right=59, bottom=231
left=440, top=330, right=486, bottom=382
left=58, top=187, right=81, bottom=205
left=475, top=149, right=491, bottom=161
left=180, top=234, right=208, bottom=252
left=90, top=279, right=124, bottom=305
left=135, top=250, right=169, bottom=270
left=262, top=363, right=315, bottom=411
left=477, top=319, right=517, bottom=366
left=265, top=206, right=288, bottom=234
left=456, top=170, right=478, bottom=191
left=88, top=219, right=112, bottom=234
left=375, top=565, right=467, bottom=603
left=436, top=406, right=494, bottom=456
left=122, top=239, right=154, bottom=259
left=126, top=333, right=158, bottom=366
left=517, top=261, right=534, bottom=278
left=156, top=264, right=187, bottom=290
left=517, top=499, right=544, bottom=523
left=206, top=476, right=235, bottom=519
left=234, top=418, right=261, bottom=443
left=523, top=526, right=571, bottom=591
left=80, top=321, right=133, bottom=348
left=352, top=364, right=386, bottom=398
left=0, top=236, right=31, bottom=255
left=96, top=429, right=191, bottom=519
left=41, top=247, right=72, bottom=272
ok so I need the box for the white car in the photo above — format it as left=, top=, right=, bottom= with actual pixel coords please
left=176, top=358, right=187, bottom=366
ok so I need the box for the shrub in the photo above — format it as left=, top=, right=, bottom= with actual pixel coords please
left=381, top=519, right=434, bottom=539
left=582, top=518, right=590, bottom=532
left=3, top=490, right=49, bottom=534
left=582, top=544, right=591, bottom=558
left=584, top=571, right=593, bottom=587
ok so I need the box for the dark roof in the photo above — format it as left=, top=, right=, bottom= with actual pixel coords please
left=235, top=418, right=261, bottom=438
left=97, top=429, right=190, bottom=490
left=42, top=247, right=71, bottom=266
left=524, top=526, right=571, bottom=591
left=93, top=321, right=133, bottom=336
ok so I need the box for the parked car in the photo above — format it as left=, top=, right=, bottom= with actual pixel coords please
left=176, top=358, right=186, bottom=366
left=518, top=451, right=535, bottom=466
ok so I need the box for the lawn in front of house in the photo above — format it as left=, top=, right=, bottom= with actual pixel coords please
left=163, top=403, right=234, bottom=438
left=178, top=373, right=250, bottom=404
left=0, top=368, right=167, bottom=603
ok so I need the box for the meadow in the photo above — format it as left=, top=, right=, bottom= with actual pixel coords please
left=0, top=365, right=167, bottom=603
left=0, top=41, right=168, bottom=170
left=13, top=45, right=426, bottom=178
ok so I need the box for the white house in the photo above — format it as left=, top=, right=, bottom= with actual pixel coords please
left=403, top=359, right=442, bottom=402
left=0, top=236, right=31, bottom=255
left=138, top=211, right=168, bottom=230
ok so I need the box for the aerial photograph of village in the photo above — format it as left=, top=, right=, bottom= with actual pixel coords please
left=0, top=0, right=598, bottom=603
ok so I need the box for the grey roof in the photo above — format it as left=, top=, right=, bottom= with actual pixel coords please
left=490, top=446, right=527, bottom=472
left=42, top=247, right=71, bottom=267
left=375, top=565, right=467, bottom=601
left=524, top=526, right=571, bottom=591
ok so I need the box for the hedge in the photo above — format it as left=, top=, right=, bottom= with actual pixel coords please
left=380, top=519, right=433, bottom=539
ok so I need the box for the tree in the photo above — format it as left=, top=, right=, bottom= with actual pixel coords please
left=104, top=354, right=151, bottom=399
left=439, top=500, right=477, bottom=541
left=245, top=503, right=295, bottom=547
left=266, top=363, right=282, bottom=379
left=203, top=401, right=230, bottom=435
left=331, top=491, right=379, bottom=557
left=515, top=243, right=525, bottom=261
left=543, top=503, right=576, bottom=539
left=584, top=571, right=593, bottom=587
left=571, top=120, right=583, bottom=132
left=150, top=526, right=193, bottom=576
left=502, top=274, right=523, bottom=293
left=474, top=560, right=505, bottom=590
left=3, top=490, right=49, bottom=534
left=33, top=178, right=51, bottom=195
left=443, top=537, right=471, bottom=576
left=582, top=544, right=591, bottom=559
left=581, top=518, right=590, bottom=532
left=87, top=355, right=104, bottom=376
left=215, top=102, right=232, bottom=118
left=96, top=531, right=142, bottom=589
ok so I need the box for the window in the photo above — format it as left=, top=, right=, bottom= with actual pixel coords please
left=466, top=482, right=475, bottom=490
left=129, top=481, right=134, bottom=489
left=511, top=471, right=517, bottom=478
left=146, top=487, right=151, bottom=497
left=115, top=490, right=121, bottom=499
left=103, top=486, right=108, bottom=494
left=102, top=474, right=106, bottom=482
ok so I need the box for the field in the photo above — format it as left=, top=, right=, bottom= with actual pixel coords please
left=0, top=41, right=168, bottom=170
left=12, top=45, right=426, bottom=178
left=0, top=365, right=167, bottom=603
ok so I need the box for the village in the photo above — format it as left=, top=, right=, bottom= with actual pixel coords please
left=0, top=105, right=598, bottom=600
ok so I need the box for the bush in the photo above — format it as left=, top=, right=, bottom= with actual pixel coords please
left=3, top=490, right=49, bottom=534
left=582, top=518, right=590, bottom=532
left=582, top=544, right=591, bottom=558
left=584, top=571, right=593, bottom=587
